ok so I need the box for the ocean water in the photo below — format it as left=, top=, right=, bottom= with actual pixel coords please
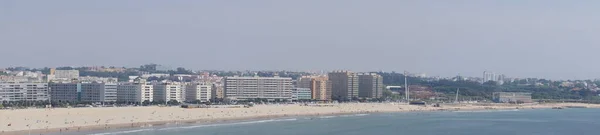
left=78, top=109, right=600, bottom=135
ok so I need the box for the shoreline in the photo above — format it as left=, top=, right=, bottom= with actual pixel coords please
left=1, top=103, right=599, bottom=135
left=3, top=109, right=381, bottom=135
left=2, top=111, right=373, bottom=135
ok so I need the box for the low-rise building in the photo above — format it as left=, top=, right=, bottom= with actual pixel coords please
left=292, top=88, right=312, bottom=101
left=53, top=69, right=79, bottom=80
left=492, top=92, right=532, bottom=103
left=78, top=76, right=118, bottom=83
left=0, top=76, right=29, bottom=83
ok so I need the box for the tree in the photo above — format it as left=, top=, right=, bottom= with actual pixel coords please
left=516, top=100, right=525, bottom=104
left=382, top=89, right=401, bottom=101
left=382, top=90, right=393, bottom=98
left=483, top=81, right=498, bottom=86
left=253, top=98, right=262, bottom=103
left=139, top=64, right=158, bottom=72
left=167, top=100, right=180, bottom=105
left=170, top=67, right=193, bottom=75
left=142, top=100, right=151, bottom=106
left=151, top=100, right=162, bottom=105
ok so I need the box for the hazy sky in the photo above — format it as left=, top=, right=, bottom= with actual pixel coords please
left=2, top=1, right=600, bottom=80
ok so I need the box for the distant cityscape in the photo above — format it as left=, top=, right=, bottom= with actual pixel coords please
left=1, top=64, right=599, bottom=106
left=0, top=64, right=386, bottom=105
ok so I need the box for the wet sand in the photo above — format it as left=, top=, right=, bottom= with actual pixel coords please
left=1, top=103, right=598, bottom=135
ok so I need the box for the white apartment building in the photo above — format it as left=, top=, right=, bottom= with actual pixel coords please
left=224, top=76, right=293, bottom=100
left=101, top=83, right=118, bottom=102
left=483, top=71, right=496, bottom=83
left=153, top=82, right=183, bottom=103
left=0, top=82, right=49, bottom=102
left=117, top=82, right=154, bottom=103
left=53, top=70, right=80, bottom=80
left=185, top=83, right=212, bottom=102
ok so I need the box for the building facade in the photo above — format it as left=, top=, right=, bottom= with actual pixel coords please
left=297, top=77, right=313, bottom=89
left=483, top=71, right=496, bottom=83
left=224, top=76, right=293, bottom=100
left=211, top=83, right=224, bottom=100
left=358, top=73, right=384, bottom=98
left=297, top=76, right=331, bottom=101
left=100, top=83, right=117, bottom=102
left=117, top=82, right=154, bottom=103
left=185, top=83, right=212, bottom=102
left=292, top=88, right=312, bottom=101
left=49, top=82, right=117, bottom=102
left=153, top=82, right=183, bottom=103
left=48, top=83, right=78, bottom=102
left=328, top=71, right=359, bottom=100
left=53, top=70, right=80, bottom=80
left=0, top=82, right=49, bottom=102
left=492, top=92, right=533, bottom=103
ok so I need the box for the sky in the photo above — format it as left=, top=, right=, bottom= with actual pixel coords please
left=2, top=0, right=600, bottom=80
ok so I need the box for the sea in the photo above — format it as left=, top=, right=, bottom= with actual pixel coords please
left=65, top=108, right=600, bottom=135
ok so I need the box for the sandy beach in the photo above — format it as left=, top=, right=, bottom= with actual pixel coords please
left=1, top=103, right=599, bottom=135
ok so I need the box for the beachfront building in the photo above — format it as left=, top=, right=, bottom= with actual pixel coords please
left=99, top=83, right=118, bottom=102
left=492, top=92, right=533, bottom=103
left=49, top=82, right=118, bottom=103
left=153, top=82, right=184, bottom=103
left=0, top=82, right=49, bottom=102
left=292, top=88, right=312, bottom=101
left=224, top=76, right=293, bottom=101
left=297, top=76, right=331, bottom=101
left=328, top=71, right=359, bottom=100
left=48, top=83, right=78, bottom=102
left=185, top=83, right=212, bottom=102
left=358, top=73, right=384, bottom=98
left=117, top=81, right=154, bottom=103
left=211, top=83, right=224, bottom=100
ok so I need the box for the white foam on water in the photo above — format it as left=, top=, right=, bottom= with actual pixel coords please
left=318, top=116, right=337, bottom=119
left=438, top=118, right=547, bottom=123
left=157, top=118, right=298, bottom=131
left=318, top=113, right=369, bottom=119
left=88, top=129, right=154, bottom=135
left=339, top=114, right=369, bottom=117
left=452, top=109, right=520, bottom=113
left=88, top=118, right=298, bottom=134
